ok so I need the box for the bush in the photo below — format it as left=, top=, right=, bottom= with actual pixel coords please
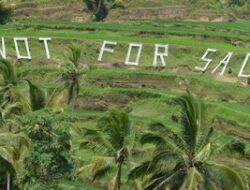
left=20, top=109, right=75, bottom=189
left=228, top=0, right=248, bottom=6
left=83, top=0, right=124, bottom=21
left=0, top=2, right=11, bottom=24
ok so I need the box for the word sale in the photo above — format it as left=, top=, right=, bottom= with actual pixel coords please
left=0, top=37, right=51, bottom=60
left=98, top=41, right=250, bottom=78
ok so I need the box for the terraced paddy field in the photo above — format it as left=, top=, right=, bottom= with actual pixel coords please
left=1, top=17, right=250, bottom=189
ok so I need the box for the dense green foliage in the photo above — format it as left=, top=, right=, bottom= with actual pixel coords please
left=0, top=1, right=249, bottom=189
left=20, top=109, right=74, bottom=190
left=129, top=93, right=245, bottom=190
left=0, top=2, right=11, bottom=24
left=79, top=110, right=134, bottom=189
left=83, top=0, right=123, bottom=20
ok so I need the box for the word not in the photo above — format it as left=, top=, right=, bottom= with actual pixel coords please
left=0, top=37, right=51, bottom=60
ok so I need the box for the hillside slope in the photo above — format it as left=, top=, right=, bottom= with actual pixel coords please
left=6, top=0, right=250, bottom=22
left=1, top=0, right=250, bottom=189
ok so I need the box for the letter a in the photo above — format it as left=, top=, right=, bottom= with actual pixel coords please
left=211, top=52, right=233, bottom=75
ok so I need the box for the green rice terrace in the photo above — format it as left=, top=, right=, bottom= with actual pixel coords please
left=0, top=0, right=250, bottom=189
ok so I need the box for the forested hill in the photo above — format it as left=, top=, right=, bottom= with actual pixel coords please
left=5, top=0, right=250, bottom=22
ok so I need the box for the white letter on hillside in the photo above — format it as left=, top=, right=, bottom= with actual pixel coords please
left=195, top=48, right=217, bottom=72
left=0, top=37, right=6, bottom=59
left=153, top=44, right=168, bottom=66
left=125, top=43, right=143, bottom=66
left=14, top=37, right=32, bottom=60
left=211, top=52, right=233, bottom=75
left=39, top=37, right=51, bottom=59
left=238, top=53, right=250, bottom=78
left=98, top=41, right=117, bottom=62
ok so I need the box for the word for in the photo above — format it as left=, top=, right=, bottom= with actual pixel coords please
left=98, top=41, right=250, bottom=78
left=98, top=41, right=168, bottom=66
left=0, top=37, right=51, bottom=60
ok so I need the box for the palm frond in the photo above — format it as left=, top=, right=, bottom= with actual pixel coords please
left=8, top=87, right=31, bottom=112
left=91, top=156, right=115, bottom=181
left=148, top=122, right=174, bottom=135
left=27, top=80, right=46, bottom=111
left=68, top=44, right=82, bottom=69
left=148, top=122, right=188, bottom=154
left=150, top=151, right=179, bottom=168
left=0, top=59, right=18, bottom=86
left=140, top=133, right=166, bottom=147
left=182, top=167, right=199, bottom=190
left=196, top=127, right=214, bottom=152
left=46, top=85, right=66, bottom=109
left=80, top=128, right=115, bottom=153
left=129, top=161, right=152, bottom=180
left=145, top=169, right=184, bottom=190
left=97, top=110, right=131, bottom=151
left=0, top=133, right=29, bottom=173
left=194, top=143, right=211, bottom=162
left=1, top=102, right=21, bottom=120
left=196, top=165, right=219, bottom=190
left=174, top=92, right=204, bottom=154
left=208, top=162, right=245, bottom=190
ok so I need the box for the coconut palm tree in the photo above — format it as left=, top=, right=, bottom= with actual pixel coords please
left=0, top=59, right=30, bottom=114
left=61, top=44, right=82, bottom=107
left=129, top=92, right=246, bottom=190
left=0, top=60, right=58, bottom=112
left=83, top=0, right=108, bottom=20
left=0, top=59, right=18, bottom=103
left=0, top=133, right=29, bottom=190
left=79, top=110, right=136, bottom=190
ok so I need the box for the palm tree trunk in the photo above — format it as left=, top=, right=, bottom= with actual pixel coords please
left=96, top=0, right=104, bottom=15
left=117, top=161, right=122, bottom=190
left=67, top=75, right=75, bottom=106
left=8, top=124, right=12, bottom=132
left=7, top=172, right=10, bottom=190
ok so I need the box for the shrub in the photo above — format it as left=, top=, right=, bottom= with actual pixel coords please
left=228, top=0, right=248, bottom=6
left=0, top=2, right=11, bottom=24
left=20, top=109, right=75, bottom=189
left=83, top=0, right=124, bottom=21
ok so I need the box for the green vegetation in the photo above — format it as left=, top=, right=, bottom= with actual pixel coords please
left=83, top=0, right=123, bottom=20
left=0, top=1, right=11, bottom=24
left=0, top=0, right=249, bottom=189
left=129, top=93, right=245, bottom=190
left=20, top=109, right=74, bottom=190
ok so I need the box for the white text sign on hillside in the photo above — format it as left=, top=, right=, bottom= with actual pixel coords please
left=1, top=37, right=250, bottom=78
left=0, top=37, right=51, bottom=60
left=98, top=41, right=250, bottom=78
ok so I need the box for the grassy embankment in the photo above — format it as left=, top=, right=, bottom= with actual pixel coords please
left=1, top=19, right=250, bottom=189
